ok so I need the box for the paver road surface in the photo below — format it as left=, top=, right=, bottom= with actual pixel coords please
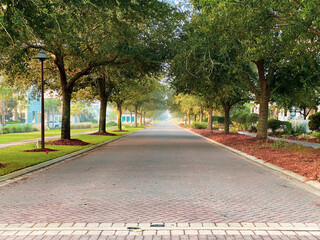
left=0, top=122, right=319, bottom=239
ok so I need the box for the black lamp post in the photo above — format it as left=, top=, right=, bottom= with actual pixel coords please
left=34, top=50, right=50, bottom=150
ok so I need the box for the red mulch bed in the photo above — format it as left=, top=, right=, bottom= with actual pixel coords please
left=186, top=127, right=320, bottom=182
left=90, top=132, right=116, bottom=136
left=24, top=148, right=57, bottom=152
left=46, top=139, right=89, bottom=146
left=112, top=130, right=129, bottom=132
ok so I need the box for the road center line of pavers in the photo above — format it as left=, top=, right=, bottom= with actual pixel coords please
left=1, top=226, right=320, bottom=232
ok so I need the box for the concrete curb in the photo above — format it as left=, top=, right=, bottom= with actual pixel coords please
left=182, top=127, right=320, bottom=193
left=0, top=130, right=139, bottom=184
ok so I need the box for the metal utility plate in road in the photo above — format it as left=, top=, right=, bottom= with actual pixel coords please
left=150, top=224, right=165, bottom=227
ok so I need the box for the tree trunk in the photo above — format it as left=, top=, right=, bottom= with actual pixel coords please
left=140, top=112, right=143, bottom=126
left=257, top=92, right=269, bottom=138
left=134, top=105, right=138, bottom=127
left=1, top=99, right=5, bottom=126
left=223, top=104, right=231, bottom=133
left=184, top=116, right=187, bottom=125
left=52, top=109, right=55, bottom=128
left=194, top=114, right=197, bottom=122
left=116, top=102, right=122, bottom=131
left=130, top=112, right=133, bottom=126
left=256, top=60, right=271, bottom=139
left=200, top=106, right=203, bottom=122
left=98, top=77, right=107, bottom=133
left=188, top=114, right=191, bottom=125
left=303, top=107, right=307, bottom=120
left=61, top=90, right=72, bottom=139
left=143, top=111, right=146, bottom=125
left=207, top=107, right=213, bottom=131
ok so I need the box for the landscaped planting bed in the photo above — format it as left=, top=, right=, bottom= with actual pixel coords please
left=185, top=127, right=320, bottom=182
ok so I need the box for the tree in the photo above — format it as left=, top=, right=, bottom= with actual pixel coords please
left=0, top=80, right=27, bottom=125
left=71, top=102, right=85, bottom=124
left=1, top=0, right=179, bottom=140
left=173, top=94, right=201, bottom=125
left=45, top=98, right=61, bottom=128
left=169, top=17, right=251, bottom=132
left=309, top=112, right=320, bottom=132
left=192, top=0, right=315, bottom=138
left=109, top=73, right=140, bottom=131
left=124, top=76, right=165, bottom=127
left=272, top=59, right=320, bottom=120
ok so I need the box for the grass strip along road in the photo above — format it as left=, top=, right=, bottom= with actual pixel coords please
left=0, top=127, right=142, bottom=176
left=0, top=128, right=102, bottom=144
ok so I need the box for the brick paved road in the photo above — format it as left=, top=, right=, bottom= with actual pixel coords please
left=0, top=122, right=319, bottom=225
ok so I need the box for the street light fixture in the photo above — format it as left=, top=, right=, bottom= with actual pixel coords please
left=34, top=50, right=50, bottom=150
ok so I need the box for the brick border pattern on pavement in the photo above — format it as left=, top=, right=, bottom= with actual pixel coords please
left=0, top=223, right=320, bottom=239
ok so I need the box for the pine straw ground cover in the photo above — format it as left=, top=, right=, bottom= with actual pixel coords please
left=186, top=128, right=320, bottom=182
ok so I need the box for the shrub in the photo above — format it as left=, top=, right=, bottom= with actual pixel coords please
left=311, top=132, right=320, bottom=142
left=191, top=122, right=207, bottom=129
left=6, top=121, right=24, bottom=124
left=292, top=124, right=306, bottom=136
left=268, top=119, right=282, bottom=133
left=281, top=121, right=293, bottom=134
left=268, top=119, right=293, bottom=133
left=212, top=116, right=225, bottom=124
left=1, top=127, right=8, bottom=134
left=25, top=124, right=34, bottom=132
left=246, top=113, right=259, bottom=125
left=271, top=139, right=285, bottom=148
left=3, top=124, right=36, bottom=134
left=270, top=139, right=291, bottom=149
left=248, top=125, right=257, bottom=133
left=8, top=125, right=21, bottom=133
left=107, top=121, right=117, bottom=126
left=309, top=112, right=320, bottom=132
left=232, top=111, right=249, bottom=126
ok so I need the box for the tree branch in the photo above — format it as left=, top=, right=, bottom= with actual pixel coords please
left=26, top=44, right=52, bottom=53
left=308, top=27, right=320, bottom=37
left=243, top=71, right=260, bottom=98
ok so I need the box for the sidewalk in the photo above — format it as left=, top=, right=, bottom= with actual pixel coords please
left=238, top=131, right=320, bottom=148
left=0, top=130, right=99, bottom=149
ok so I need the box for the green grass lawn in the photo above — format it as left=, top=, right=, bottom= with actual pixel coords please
left=0, top=128, right=115, bottom=144
left=0, top=127, right=142, bottom=176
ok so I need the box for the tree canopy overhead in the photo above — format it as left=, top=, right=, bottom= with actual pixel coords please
left=1, top=0, right=181, bottom=139
left=167, top=0, right=320, bottom=138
